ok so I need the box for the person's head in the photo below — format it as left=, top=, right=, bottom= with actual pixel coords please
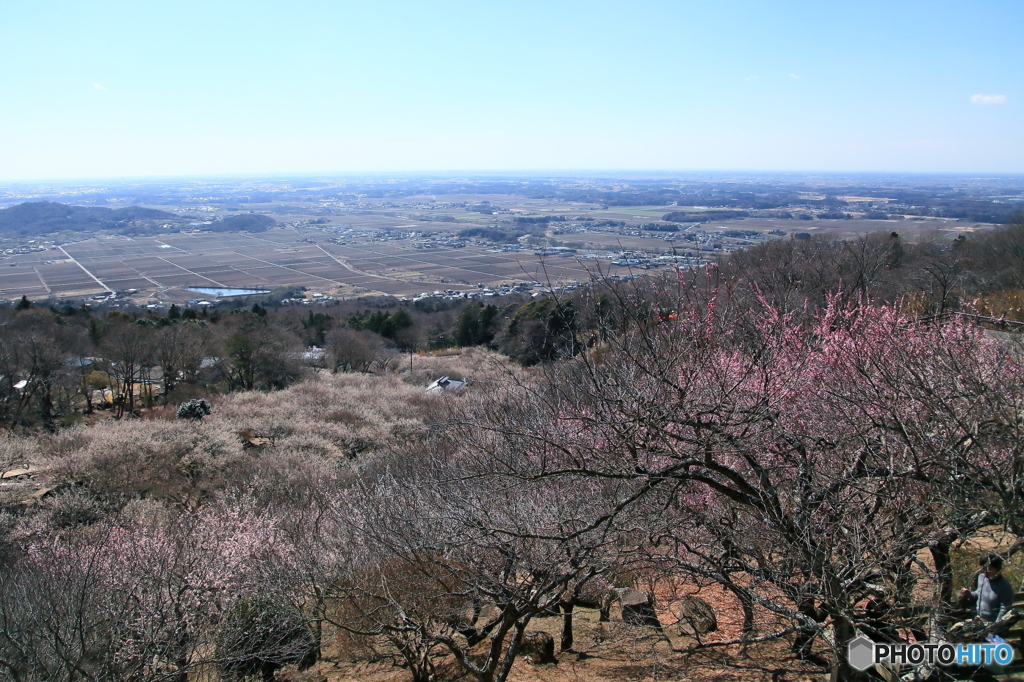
left=980, top=554, right=1004, bottom=577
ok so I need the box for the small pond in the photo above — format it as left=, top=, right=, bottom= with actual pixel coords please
left=185, top=287, right=270, bottom=297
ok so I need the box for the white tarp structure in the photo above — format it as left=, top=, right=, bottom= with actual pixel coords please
left=425, top=376, right=468, bottom=394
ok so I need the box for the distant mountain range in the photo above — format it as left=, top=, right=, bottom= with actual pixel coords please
left=0, top=201, right=178, bottom=237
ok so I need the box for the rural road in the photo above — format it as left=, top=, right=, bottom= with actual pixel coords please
left=58, top=246, right=111, bottom=293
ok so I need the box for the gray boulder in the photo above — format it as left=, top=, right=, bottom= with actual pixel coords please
left=520, top=631, right=556, bottom=664
left=673, top=595, right=718, bottom=636
left=618, top=589, right=663, bottom=629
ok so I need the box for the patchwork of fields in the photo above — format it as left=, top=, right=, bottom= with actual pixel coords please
left=0, top=189, right=972, bottom=304
left=0, top=228, right=636, bottom=303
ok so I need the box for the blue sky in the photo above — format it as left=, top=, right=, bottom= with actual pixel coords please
left=0, top=0, right=1021, bottom=179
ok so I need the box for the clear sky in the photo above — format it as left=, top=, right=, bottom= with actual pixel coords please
left=1, top=0, right=1021, bottom=179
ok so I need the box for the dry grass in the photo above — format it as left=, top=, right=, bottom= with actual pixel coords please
left=0, top=352, right=521, bottom=532
left=404, top=347, right=521, bottom=386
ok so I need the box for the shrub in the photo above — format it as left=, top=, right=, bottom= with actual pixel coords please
left=176, top=399, right=212, bottom=420
left=40, top=489, right=103, bottom=529
left=216, top=595, right=317, bottom=681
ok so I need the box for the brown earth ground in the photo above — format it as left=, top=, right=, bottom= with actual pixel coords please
left=275, top=593, right=823, bottom=682
left=276, top=532, right=1024, bottom=682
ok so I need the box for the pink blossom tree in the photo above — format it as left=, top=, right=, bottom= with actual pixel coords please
left=444, top=274, right=1024, bottom=678
left=0, top=502, right=297, bottom=682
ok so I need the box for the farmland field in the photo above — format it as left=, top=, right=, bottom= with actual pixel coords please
left=0, top=189, right=982, bottom=305
left=0, top=227, right=642, bottom=303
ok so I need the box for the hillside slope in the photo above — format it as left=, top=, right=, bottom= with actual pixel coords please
left=0, top=201, right=178, bottom=236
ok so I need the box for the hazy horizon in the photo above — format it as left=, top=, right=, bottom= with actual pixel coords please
left=6, top=166, right=1024, bottom=184
left=2, top=0, right=1021, bottom=180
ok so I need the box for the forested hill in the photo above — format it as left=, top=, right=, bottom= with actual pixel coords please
left=0, top=201, right=177, bottom=236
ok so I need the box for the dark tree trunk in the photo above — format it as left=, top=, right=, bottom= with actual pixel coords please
left=560, top=601, right=574, bottom=651
left=722, top=579, right=755, bottom=636
left=931, top=541, right=953, bottom=605
left=831, top=616, right=869, bottom=682
left=38, top=383, right=55, bottom=432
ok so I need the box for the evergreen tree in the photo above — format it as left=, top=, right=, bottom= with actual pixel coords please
left=455, top=303, right=498, bottom=347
